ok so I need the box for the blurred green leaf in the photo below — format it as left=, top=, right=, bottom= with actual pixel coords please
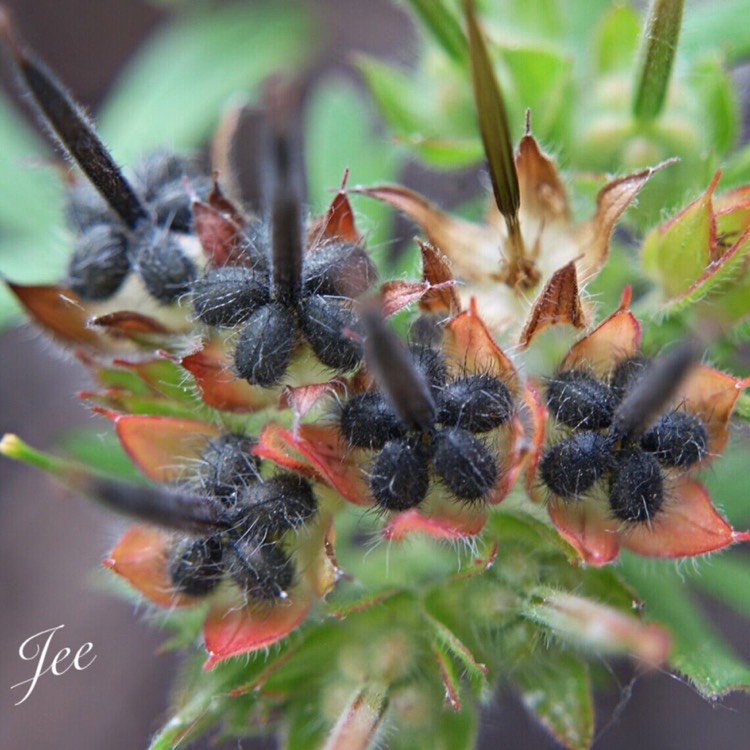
left=682, top=0, right=750, bottom=63
left=688, top=552, right=750, bottom=619
left=515, top=650, right=594, bottom=750
left=690, top=54, right=739, bottom=156
left=402, top=0, right=467, bottom=62
left=0, top=93, right=66, bottom=327
left=358, top=55, right=481, bottom=169
left=593, top=3, right=640, bottom=74
left=304, top=78, right=400, bottom=249
left=98, top=2, right=313, bottom=163
left=621, top=554, right=750, bottom=698
left=499, top=46, right=573, bottom=147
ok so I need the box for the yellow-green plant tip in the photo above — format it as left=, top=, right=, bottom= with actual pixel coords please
left=463, top=0, right=520, bottom=222
left=633, top=0, right=685, bottom=122
left=0, top=432, right=71, bottom=475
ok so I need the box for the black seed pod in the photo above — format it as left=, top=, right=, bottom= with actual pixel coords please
left=339, top=392, right=405, bottom=450
left=150, top=176, right=211, bottom=233
left=437, top=374, right=513, bottom=433
left=134, top=151, right=192, bottom=197
left=237, top=473, right=318, bottom=535
left=168, top=537, right=224, bottom=597
left=546, top=369, right=615, bottom=430
left=192, top=265, right=270, bottom=327
left=539, top=431, right=614, bottom=499
left=65, top=182, right=116, bottom=231
left=302, top=241, right=378, bottom=298
left=432, top=427, right=498, bottom=501
left=608, top=448, right=665, bottom=523
left=641, top=410, right=708, bottom=468
left=229, top=541, right=295, bottom=601
left=370, top=438, right=431, bottom=511
left=411, top=345, right=448, bottom=393
left=610, top=355, right=649, bottom=399
left=298, top=294, right=363, bottom=371
left=135, top=231, right=197, bottom=303
left=67, top=224, right=130, bottom=300
left=198, top=433, right=260, bottom=502
left=234, top=302, right=296, bottom=386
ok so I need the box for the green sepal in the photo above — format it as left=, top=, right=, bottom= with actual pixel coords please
left=514, top=649, right=594, bottom=750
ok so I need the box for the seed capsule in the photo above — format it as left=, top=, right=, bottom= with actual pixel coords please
left=539, top=431, right=613, bottom=499
left=370, top=437, right=431, bottom=511
left=234, top=303, right=296, bottom=387
left=546, top=369, right=615, bottom=430
left=608, top=449, right=665, bottom=523
left=432, top=427, right=498, bottom=501
left=437, top=373, right=513, bottom=433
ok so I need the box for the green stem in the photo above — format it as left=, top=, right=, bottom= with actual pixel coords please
left=632, top=0, right=684, bottom=122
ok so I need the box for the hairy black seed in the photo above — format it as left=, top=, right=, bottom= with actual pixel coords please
left=240, top=218, right=270, bottom=270
left=546, top=369, right=615, bottom=430
left=192, top=265, right=270, bottom=327
left=432, top=427, right=498, bottom=501
left=150, top=176, right=211, bottom=233
left=229, top=541, right=295, bottom=601
left=608, top=448, right=665, bottom=523
left=437, top=374, right=513, bottom=433
left=340, top=392, right=405, bottom=450
left=168, top=537, right=224, bottom=597
left=67, top=224, right=130, bottom=300
left=135, top=231, right=197, bottom=303
left=610, top=354, right=649, bottom=400
left=134, top=151, right=192, bottom=198
left=302, top=241, right=378, bottom=298
left=237, top=473, right=318, bottom=535
left=199, top=433, right=260, bottom=502
left=370, top=438, right=431, bottom=511
left=539, top=431, right=614, bottom=499
left=298, top=294, right=363, bottom=371
left=641, top=410, right=708, bottom=468
left=234, top=302, right=296, bottom=386
left=411, top=344, right=448, bottom=392
left=65, top=182, right=116, bottom=230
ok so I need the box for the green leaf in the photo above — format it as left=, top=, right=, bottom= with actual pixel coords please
left=682, top=0, right=750, bottom=64
left=621, top=554, right=750, bottom=698
left=98, top=2, right=313, bottom=163
left=423, top=611, right=490, bottom=700
left=357, top=56, right=481, bottom=169
left=593, top=3, right=641, bottom=74
left=499, top=46, right=573, bottom=147
left=402, top=0, right=467, bottom=62
left=633, top=0, right=685, bottom=122
left=515, top=650, right=594, bottom=750
left=304, top=78, right=400, bottom=249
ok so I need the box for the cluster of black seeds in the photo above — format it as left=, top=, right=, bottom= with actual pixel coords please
left=340, top=346, right=514, bottom=511
left=192, top=237, right=377, bottom=388
left=66, top=152, right=211, bottom=303
left=539, top=356, right=709, bottom=523
left=9, top=25, right=379, bottom=389
left=168, top=432, right=317, bottom=601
